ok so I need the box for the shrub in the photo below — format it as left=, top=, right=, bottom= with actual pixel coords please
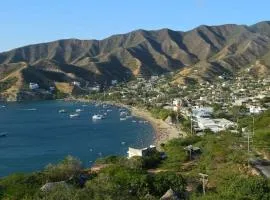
left=152, top=171, right=186, bottom=197
left=43, top=156, right=82, bottom=182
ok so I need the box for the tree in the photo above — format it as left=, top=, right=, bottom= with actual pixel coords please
left=152, top=171, right=186, bottom=197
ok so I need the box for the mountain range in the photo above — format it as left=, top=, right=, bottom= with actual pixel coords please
left=1, top=21, right=270, bottom=100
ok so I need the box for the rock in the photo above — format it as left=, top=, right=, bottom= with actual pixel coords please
left=165, top=115, right=173, bottom=125
left=160, top=188, right=179, bottom=200
left=40, top=181, right=69, bottom=192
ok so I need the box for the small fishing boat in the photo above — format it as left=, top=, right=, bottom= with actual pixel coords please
left=119, top=108, right=126, bottom=112
left=120, top=117, right=127, bottom=121
left=23, top=108, right=37, bottom=111
left=120, top=111, right=127, bottom=116
left=92, top=114, right=103, bottom=120
left=69, top=113, right=79, bottom=118
left=58, top=109, right=66, bottom=113
left=75, top=109, right=82, bottom=113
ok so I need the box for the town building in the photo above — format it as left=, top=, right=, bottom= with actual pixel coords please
left=196, top=117, right=235, bottom=133
left=72, top=81, right=81, bottom=87
left=111, top=80, right=118, bottom=85
left=127, top=145, right=156, bottom=158
left=29, top=83, right=39, bottom=90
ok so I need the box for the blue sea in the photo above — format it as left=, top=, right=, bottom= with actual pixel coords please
left=0, top=101, right=154, bottom=177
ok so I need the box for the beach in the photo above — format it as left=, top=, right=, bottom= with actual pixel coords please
left=130, top=106, right=185, bottom=148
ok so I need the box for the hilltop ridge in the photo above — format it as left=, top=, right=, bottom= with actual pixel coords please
left=1, top=21, right=270, bottom=100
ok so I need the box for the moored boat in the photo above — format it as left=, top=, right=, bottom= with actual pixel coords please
left=58, top=109, right=66, bottom=113
left=120, top=111, right=128, bottom=116
left=92, top=114, right=103, bottom=120
left=69, top=113, right=79, bottom=118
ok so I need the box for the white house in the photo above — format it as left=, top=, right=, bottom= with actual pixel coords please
left=89, top=85, right=100, bottom=92
left=29, top=83, right=39, bottom=90
left=196, top=117, right=235, bottom=133
left=192, top=107, right=213, bottom=118
left=49, top=86, right=55, bottom=91
left=150, top=75, right=159, bottom=81
left=199, top=96, right=207, bottom=101
left=173, top=98, right=182, bottom=111
left=72, top=81, right=81, bottom=87
left=249, top=106, right=264, bottom=114
left=111, top=80, right=118, bottom=85
left=127, top=145, right=156, bottom=158
left=232, top=98, right=249, bottom=106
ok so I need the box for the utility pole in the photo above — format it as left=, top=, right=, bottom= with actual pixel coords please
left=252, top=114, right=255, bottom=136
left=246, top=130, right=253, bottom=167
left=199, top=173, right=208, bottom=196
left=247, top=131, right=250, bottom=153
left=190, top=109, right=193, bottom=135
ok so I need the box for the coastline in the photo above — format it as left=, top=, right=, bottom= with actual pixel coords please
left=65, top=97, right=184, bottom=147
left=130, top=106, right=184, bottom=148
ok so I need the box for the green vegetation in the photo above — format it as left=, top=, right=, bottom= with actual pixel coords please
left=0, top=156, right=185, bottom=200
left=238, top=110, right=270, bottom=156
left=192, top=175, right=270, bottom=200
left=0, top=77, right=17, bottom=93
left=149, top=107, right=175, bottom=120
left=53, top=88, right=68, bottom=99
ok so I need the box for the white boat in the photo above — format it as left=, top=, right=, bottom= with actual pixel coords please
left=58, top=109, right=66, bottom=113
left=132, top=120, right=137, bottom=123
left=23, top=108, right=37, bottom=111
left=120, top=111, right=127, bottom=116
left=69, top=113, right=79, bottom=118
left=107, top=109, right=112, bottom=112
left=120, top=117, right=127, bottom=121
left=75, top=109, right=82, bottom=112
left=92, top=114, right=103, bottom=120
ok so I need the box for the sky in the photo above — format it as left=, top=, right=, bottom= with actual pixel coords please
left=0, top=0, right=269, bottom=52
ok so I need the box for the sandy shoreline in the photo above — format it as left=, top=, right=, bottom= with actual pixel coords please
left=130, top=107, right=184, bottom=147
left=65, top=97, right=184, bottom=147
